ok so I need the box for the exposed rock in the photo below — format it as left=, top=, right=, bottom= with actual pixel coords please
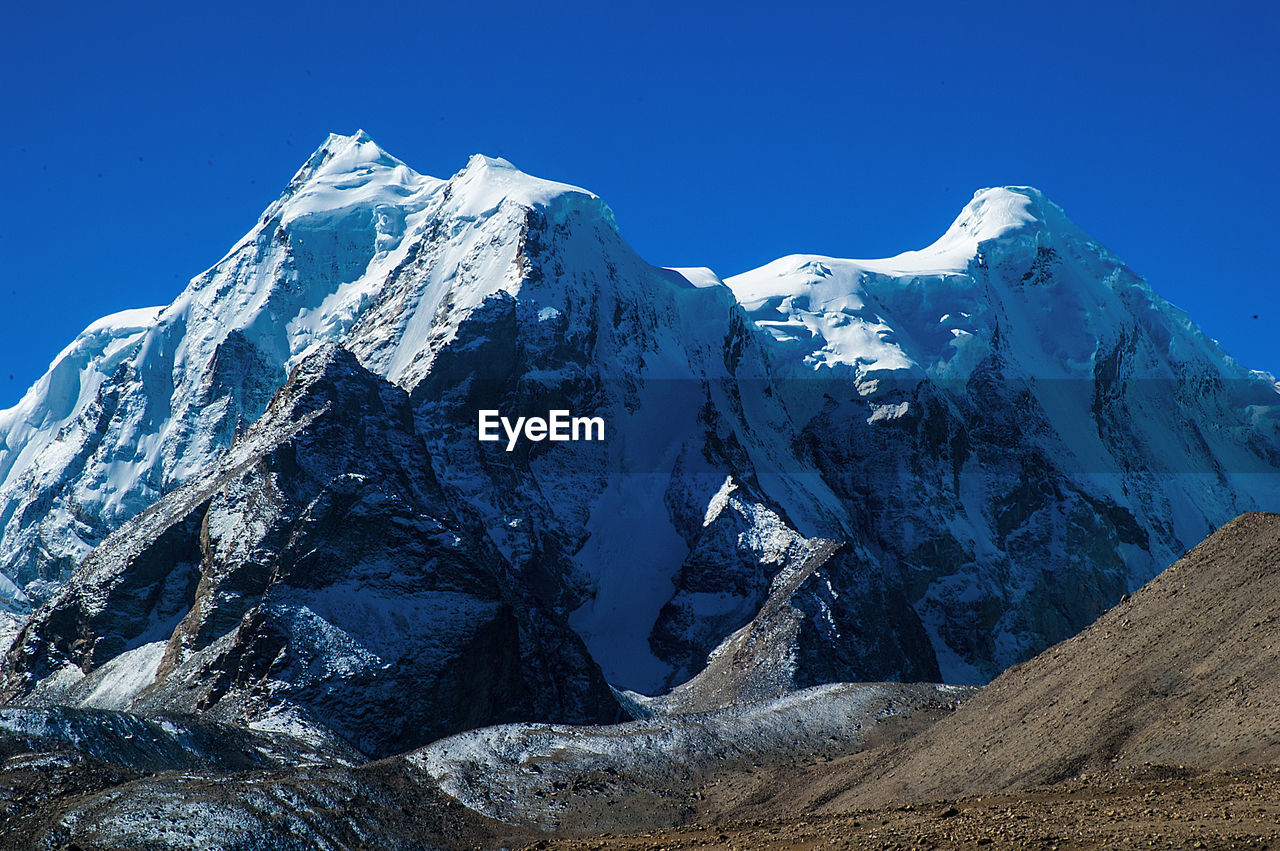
left=1, top=134, right=1278, bottom=701
left=1, top=346, right=620, bottom=757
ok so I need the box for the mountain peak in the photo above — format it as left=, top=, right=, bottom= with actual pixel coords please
left=316, top=128, right=387, bottom=158
left=949, top=186, right=1071, bottom=241
left=463, top=153, right=519, bottom=172
left=292, top=130, right=403, bottom=183
left=447, top=152, right=606, bottom=223
left=860, top=185, right=1091, bottom=273
left=266, top=132, right=438, bottom=225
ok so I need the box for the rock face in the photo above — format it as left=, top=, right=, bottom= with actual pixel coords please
left=724, top=194, right=1280, bottom=681
left=0, top=132, right=1278, bottom=700
left=0, top=346, right=620, bottom=756
left=654, top=539, right=938, bottom=715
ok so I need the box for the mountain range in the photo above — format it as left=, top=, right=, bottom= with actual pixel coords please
left=0, top=132, right=1277, bottom=760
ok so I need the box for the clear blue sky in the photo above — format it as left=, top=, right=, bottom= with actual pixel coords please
left=2, top=0, right=1276, bottom=407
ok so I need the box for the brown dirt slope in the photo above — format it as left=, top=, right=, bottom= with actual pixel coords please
left=538, top=765, right=1280, bottom=850
left=803, top=511, right=1280, bottom=811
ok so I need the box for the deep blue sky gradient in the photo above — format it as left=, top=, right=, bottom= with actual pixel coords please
left=2, top=0, right=1276, bottom=406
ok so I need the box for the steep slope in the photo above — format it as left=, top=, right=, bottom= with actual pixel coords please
left=653, top=538, right=936, bottom=714
left=0, top=345, right=620, bottom=757
left=0, top=132, right=440, bottom=604
left=0, top=136, right=626, bottom=608
left=0, top=133, right=828, bottom=698
left=726, top=188, right=1280, bottom=681
left=371, top=165, right=819, bottom=692
left=776, top=512, right=1280, bottom=810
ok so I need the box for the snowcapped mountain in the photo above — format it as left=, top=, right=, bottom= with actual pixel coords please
left=1, top=131, right=1277, bottom=729
left=1, top=345, right=620, bottom=755
left=726, top=186, right=1280, bottom=680
left=0, top=133, right=431, bottom=604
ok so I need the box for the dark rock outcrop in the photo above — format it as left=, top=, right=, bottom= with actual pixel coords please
left=1, top=345, right=620, bottom=757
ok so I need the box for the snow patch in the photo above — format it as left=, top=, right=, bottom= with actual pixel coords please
left=77, top=641, right=167, bottom=710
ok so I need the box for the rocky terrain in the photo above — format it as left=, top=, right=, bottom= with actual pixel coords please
left=536, top=767, right=1280, bottom=850
left=0, top=708, right=528, bottom=851
left=5, top=515, right=1280, bottom=848
left=411, top=681, right=969, bottom=835
left=740, top=512, right=1280, bottom=811
left=1, top=134, right=1279, bottom=848
left=0, top=681, right=959, bottom=849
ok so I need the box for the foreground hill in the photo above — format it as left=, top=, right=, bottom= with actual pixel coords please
left=0, top=683, right=964, bottom=848
left=810, top=511, right=1280, bottom=809
left=542, top=767, right=1280, bottom=850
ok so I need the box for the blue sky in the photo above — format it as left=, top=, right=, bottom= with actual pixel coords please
left=2, top=0, right=1276, bottom=406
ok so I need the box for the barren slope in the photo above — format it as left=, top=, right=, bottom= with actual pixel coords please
left=784, top=512, right=1280, bottom=811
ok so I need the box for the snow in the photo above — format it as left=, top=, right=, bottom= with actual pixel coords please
left=409, top=681, right=972, bottom=829
left=703, top=475, right=738, bottom=526
left=0, top=306, right=162, bottom=490
left=721, top=187, right=1095, bottom=387
left=449, top=153, right=601, bottom=222
left=882, top=186, right=1057, bottom=273
left=0, top=607, right=24, bottom=656
left=80, top=306, right=168, bottom=338
left=77, top=640, right=167, bottom=710
left=569, top=472, right=690, bottom=692
left=726, top=255, right=922, bottom=389
left=2, top=133, right=1278, bottom=698
left=246, top=706, right=353, bottom=759
left=0, top=132, right=618, bottom=608
left=723, top=184, right=1280, bottom=681
left=667, top=266, right=724, bottom=289
left=275, top=131, right=439, bottom=224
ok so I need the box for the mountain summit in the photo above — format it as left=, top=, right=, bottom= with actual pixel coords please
left=1, top=134, right=1277, bottom=717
